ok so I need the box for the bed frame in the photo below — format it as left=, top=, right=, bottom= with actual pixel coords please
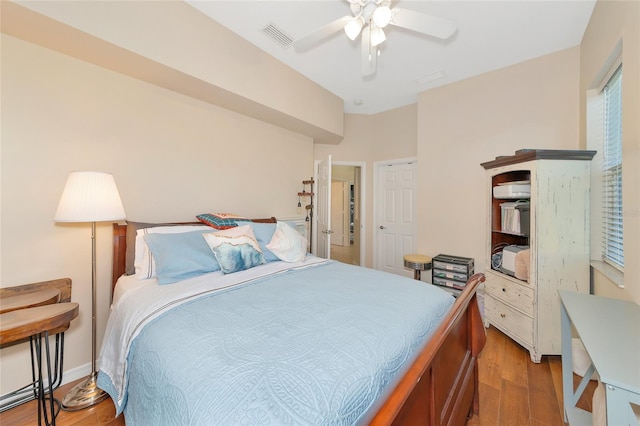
left=111, top=223, right=486, bottom=425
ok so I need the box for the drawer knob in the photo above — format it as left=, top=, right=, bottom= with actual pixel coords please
left=502, top=288, right=506, bottom=292
left=500, top=313, right=506, bottom=318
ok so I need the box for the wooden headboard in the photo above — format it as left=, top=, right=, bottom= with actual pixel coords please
left=111, top=222, right=203, bottom=294
left=112, top=223, right=127, bottom=293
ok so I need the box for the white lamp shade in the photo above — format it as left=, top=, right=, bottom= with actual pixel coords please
left=55, top=171, right=126, bottom=222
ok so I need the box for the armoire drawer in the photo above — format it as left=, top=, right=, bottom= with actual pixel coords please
left=485, top=295, right=533, bottom=346
left=485, top=273, right=534, bottom=316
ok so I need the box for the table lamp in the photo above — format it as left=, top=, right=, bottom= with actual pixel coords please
left=54, top=171, right=126, bottom=410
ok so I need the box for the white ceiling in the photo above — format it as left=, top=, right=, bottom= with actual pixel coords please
left=186, top=1, right=595, bottom=114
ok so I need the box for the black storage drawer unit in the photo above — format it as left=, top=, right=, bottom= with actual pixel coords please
left=432, top=254, right=475, bottom=297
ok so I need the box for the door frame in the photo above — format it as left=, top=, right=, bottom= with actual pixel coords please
left=373, top=157, right=417, bottom=272
left=314, top=160, right=366, bottom=265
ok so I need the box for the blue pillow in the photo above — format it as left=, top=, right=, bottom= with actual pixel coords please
left=143, top=230, right=220, bottom=285
left=235, top=221, right=279, bottom=262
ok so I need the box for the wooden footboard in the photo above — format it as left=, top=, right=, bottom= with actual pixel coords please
left=111, top=223, right=485, bottom=425
left=370, top=273, right=486, bottom=425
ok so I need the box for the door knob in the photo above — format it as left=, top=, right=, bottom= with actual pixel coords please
left=379, top=225, right=385, bottom=230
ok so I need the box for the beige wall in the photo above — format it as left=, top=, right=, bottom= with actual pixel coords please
left=2, top=1, right=344, bottom=144
left=417, top=47, right=581, bottom=275
left=580, top=0, right=640, bottom=303
left=314, top=104, right=418, bottom=267
left=0, top=34, right=314, bottom=394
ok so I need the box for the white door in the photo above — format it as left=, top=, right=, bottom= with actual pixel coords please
left=317, top=155, right=332, bottom=258
left=375, top=161, right=417, bottom=277
left=330, top=181, right=350, bottom=246
left=331, top=181, right=345, bottom=246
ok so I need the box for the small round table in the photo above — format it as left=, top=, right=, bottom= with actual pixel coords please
left=1, top=302, right=79, bottom=425
left=0, top=288, right=60, bottom=314
left=404, top=254, right=432, bottom=281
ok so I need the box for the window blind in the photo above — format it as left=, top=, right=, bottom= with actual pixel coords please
left=602, top=65, right=623, bottom=269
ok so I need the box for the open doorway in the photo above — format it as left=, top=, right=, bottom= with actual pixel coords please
left=330, top=164, right=363, bottom=266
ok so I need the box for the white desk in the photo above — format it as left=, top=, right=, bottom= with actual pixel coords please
left=559, top=290, right=640, bottom=425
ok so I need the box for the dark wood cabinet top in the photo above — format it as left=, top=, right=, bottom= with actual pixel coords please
left=481, top=149, right=596, bottom=170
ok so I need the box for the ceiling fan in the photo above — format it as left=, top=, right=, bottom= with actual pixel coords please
left=293, top=0, right=457, bottom=77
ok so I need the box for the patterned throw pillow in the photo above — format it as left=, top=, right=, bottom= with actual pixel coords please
left=202, top=225, right=266, bottom=274
left=196, top=213, right=246, bottom=230
left=196, top=213, right=278, bottom=230
left=234, top=221, right=279, bottom=263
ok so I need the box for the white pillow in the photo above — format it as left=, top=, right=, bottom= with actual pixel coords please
left=266, top=221, right=307, bottom=263
left=134, top=225, right=211, bottom=280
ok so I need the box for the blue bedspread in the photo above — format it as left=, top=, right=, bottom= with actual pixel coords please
left=100, top=260, right=454, bottom=425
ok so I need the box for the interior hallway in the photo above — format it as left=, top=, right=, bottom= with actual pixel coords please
left=331, top=242, right=358, bottom=265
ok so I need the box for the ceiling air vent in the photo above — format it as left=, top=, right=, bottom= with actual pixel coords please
left=262, top=23, right=294, bottom=48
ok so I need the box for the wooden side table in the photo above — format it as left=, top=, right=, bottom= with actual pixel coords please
left=0, top=288, right=60, bottom=314
left=403, top=254, right=432, bottom=280
left=0, top=280, right=71, bottom=412
left=0, top=303, right=79, bottom=425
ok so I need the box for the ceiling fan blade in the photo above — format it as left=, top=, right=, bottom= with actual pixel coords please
left=390, top=8, right=457, bottom=39
left=293, top=15, right=352, bottom=51
left=361, top=27, right=377, bottom=77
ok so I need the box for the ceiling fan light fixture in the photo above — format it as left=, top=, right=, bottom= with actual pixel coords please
left=345, top=17, right=364, bottom=40
left=372, top=6, right=392, bottom=28
left=370, top=25, right=386, bottom=47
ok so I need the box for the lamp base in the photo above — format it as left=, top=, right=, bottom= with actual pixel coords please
left=60, top=373, right=108, bottom=411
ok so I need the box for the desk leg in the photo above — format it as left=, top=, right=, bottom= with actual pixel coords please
left=605, top=385, right=640, bottom=426
left=33, top=333, right=46, bottom=425
left=30, top=332, right=58, bottom=426
left=29, top=338, right=39, bottom=401
left=0, top=334, right=66, bottom=413
left=561, top=303, right=573, bottom=423
left=51, top=334, right=64, bottom=390
left=44, top=332, right=56, bottom=425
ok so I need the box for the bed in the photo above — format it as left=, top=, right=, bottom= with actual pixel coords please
left=98, top=221, right=486, bottom=425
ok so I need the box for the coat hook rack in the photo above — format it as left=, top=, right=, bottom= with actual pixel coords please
left=298, top=178, right=314, bottom=252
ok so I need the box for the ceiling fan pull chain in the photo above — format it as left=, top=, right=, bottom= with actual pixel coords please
left=368, top=22, right=373, bottom=61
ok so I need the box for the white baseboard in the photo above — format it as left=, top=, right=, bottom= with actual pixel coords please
left=59, top=361, right=93, bottom=387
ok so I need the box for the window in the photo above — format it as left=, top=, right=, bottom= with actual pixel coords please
left=601, top=65, right=623, bottom=270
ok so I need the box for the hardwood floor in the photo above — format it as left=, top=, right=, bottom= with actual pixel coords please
left=0, top=382, right=125, bottom=426
left=331, top=243, right=358, bottom=265
left=467, top=326, right=596, bottom=426
left=0, top=326, right=594, bottom=425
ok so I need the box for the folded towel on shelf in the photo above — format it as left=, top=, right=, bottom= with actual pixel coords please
left=514, top=248, right=530, bottom=281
